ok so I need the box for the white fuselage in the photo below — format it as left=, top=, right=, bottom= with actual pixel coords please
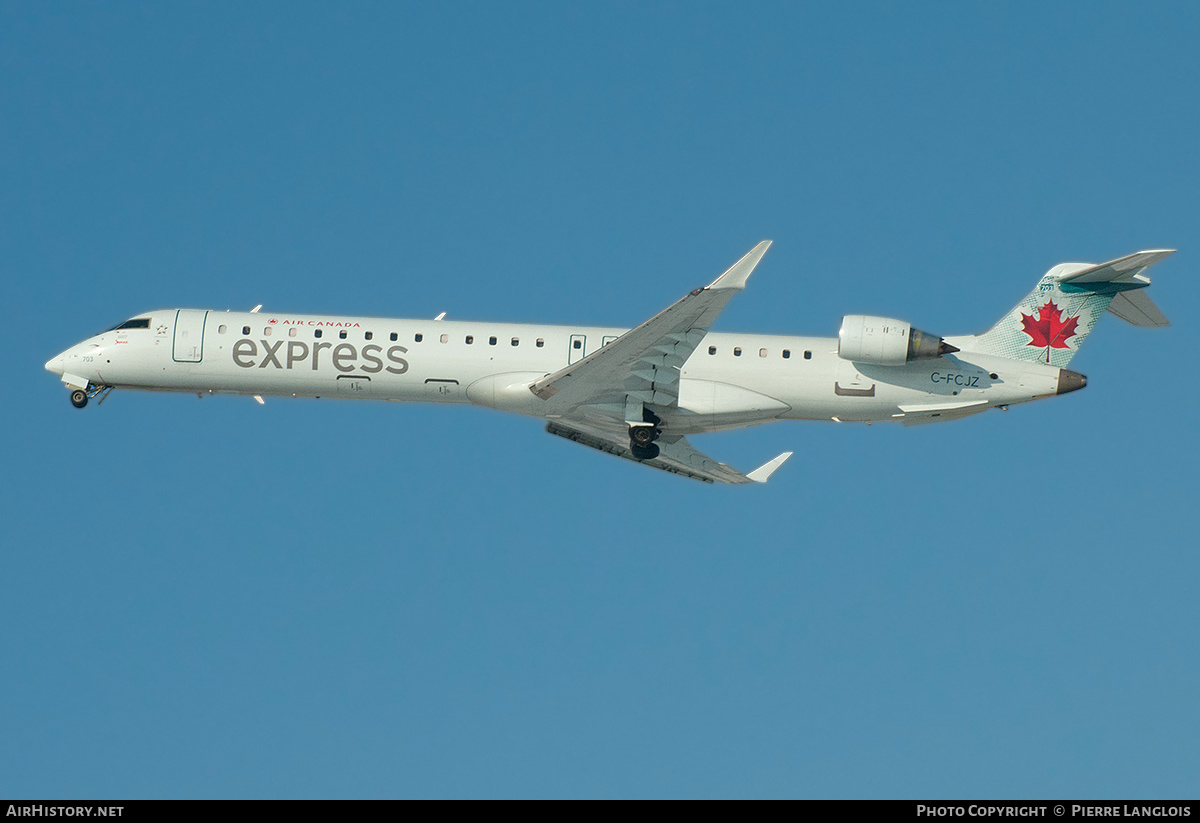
left=46, top=308, right=1069, bottom=431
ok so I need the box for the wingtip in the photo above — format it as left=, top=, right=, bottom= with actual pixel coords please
left=1131, top=249, right=1176, bottom=266
left=707, top=240, right=773, bottom=291
left=746, top=450, right=793, bottom=483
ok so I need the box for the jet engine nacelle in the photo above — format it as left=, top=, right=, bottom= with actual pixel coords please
left=837, top=315, right=957, bottom=366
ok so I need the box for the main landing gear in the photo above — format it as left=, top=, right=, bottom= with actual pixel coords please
left=629, top=424, right=660, bottom=460
left=628, top=408, right=662, bottom=461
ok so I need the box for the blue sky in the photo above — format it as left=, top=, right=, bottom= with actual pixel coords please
left=3, top=2, right=1198, bottom=799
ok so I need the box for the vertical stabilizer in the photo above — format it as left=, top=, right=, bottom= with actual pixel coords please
left=953, top=251, right=1173, bottom=366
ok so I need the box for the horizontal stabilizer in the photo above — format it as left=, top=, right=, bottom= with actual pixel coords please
left=1107, top=290, right=1169, bottom=327
left=1057, top=249, right=1175, bottom=284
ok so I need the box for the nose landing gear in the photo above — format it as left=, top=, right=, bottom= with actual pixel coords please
left=67, top=384, right=111, bottom=409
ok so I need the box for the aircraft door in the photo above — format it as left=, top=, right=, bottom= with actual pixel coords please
left=173, top=310, right=207, bottom=363
left=568, top=334, right=586, bottom=364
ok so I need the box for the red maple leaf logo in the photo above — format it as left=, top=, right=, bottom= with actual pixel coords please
left=1020, top=300, right=1079, bottom=360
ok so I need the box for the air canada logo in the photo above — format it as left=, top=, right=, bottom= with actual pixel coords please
left=1020, top=300, right=1079, bottom=362
left=267, top=318, right=361, bottom=327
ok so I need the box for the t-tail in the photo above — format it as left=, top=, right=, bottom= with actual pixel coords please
left=955, top=250, right=1173, bottom=367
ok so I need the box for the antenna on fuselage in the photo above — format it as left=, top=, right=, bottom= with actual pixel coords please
left=434, top=312, right=446, bottom=321
left=250, top=305, right=262, bottom=313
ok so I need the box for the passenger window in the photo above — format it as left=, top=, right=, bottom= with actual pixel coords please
left=339, top=330, right=347, bottom=339
left=782, top=349, right=790, bottom=359
left=314, top=329, right=322, bottom=338
left=759, top=348, right=767, bottom=358
left=466, top=335, right=474, bottom=344
left=536, top=339, right=544, bottom=348
left=708, top=346, right=716, bottom=355
left=242, top=326, right=250, bottom=335
left=511, top=337, right=519, bottom=346
left=804, top=351, right=812, bottom=360
left=440, top=334, right=448, bottom=343
left=218, top=325, right=227, bottom=334
left=289, top=328, right=297, bottom=338
left=365, top=332, right=373, bottom=341
left=264, top=327, right=272, bottom=336
left=489, top=336, right=497, bottom=346
left=411, top=333, right=420, bottom=342
left=734, top=347, right=742, bottom=357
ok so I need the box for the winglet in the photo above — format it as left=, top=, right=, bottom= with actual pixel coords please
left=707, top=241, right=772, bottom=290
left=746, top=451, right=792, bottom=483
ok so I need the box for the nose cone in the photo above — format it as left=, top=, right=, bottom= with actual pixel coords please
left=1057, top=369, right=1087, bottom=395
left=45, top=354, right=65, bottom=376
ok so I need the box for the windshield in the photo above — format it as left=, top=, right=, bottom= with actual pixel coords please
left=106, top=317, right=151, bottom=332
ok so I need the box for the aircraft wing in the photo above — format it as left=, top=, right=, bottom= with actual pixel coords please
left=546, top=420, right=792, bottom=484
left=530, top=241, right=772, bottom=409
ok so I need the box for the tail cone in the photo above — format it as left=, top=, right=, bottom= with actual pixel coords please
left=1057, top=369, right=1087, bottom=395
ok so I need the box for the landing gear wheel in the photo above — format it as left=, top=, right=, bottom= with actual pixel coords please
left=70, top=389, right=88, bottom=409
left=630, top=426, right=656, bottom=446
left=629, top=422, right=660, bottom=459
left=631, top=442, right=660, bottom=460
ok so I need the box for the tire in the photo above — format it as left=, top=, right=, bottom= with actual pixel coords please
left=630, top=426, right=656, bottom=446
left=631, top=442, right=659, bottom=460
left=70, top=389, right=88, bottom=408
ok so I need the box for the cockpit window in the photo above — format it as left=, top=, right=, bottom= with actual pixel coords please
left=107, top=318, right=151, bottom=331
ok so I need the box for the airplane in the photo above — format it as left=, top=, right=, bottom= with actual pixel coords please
left=44, top=242, right=1172, bottom=484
